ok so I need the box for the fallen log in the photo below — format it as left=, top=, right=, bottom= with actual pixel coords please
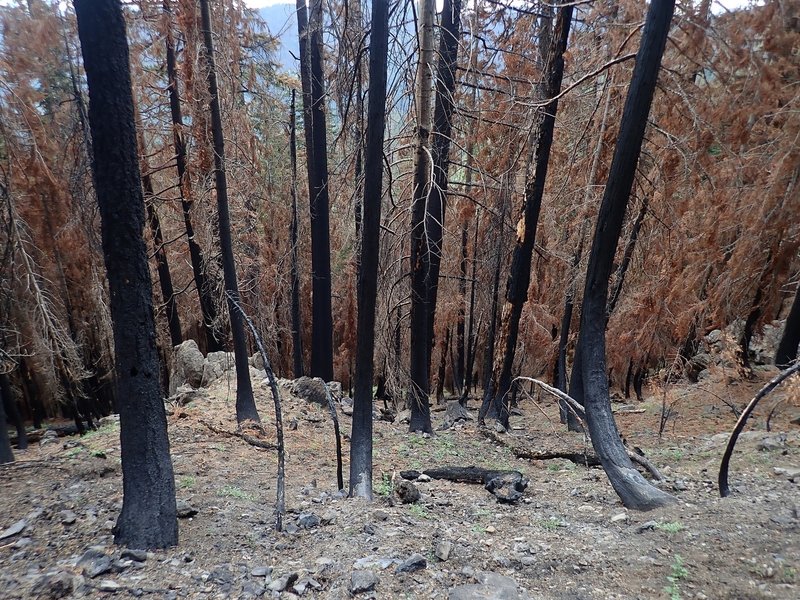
left=199, top=420, right=277, bottom=450
left=422, top=466, right=529, bottom=503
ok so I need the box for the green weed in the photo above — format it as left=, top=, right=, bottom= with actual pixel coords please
left=218, top=485, right=253, bottom=501
left=375, top=473, right=392, bottom=497
left=655, top=521, right=684, bottom=534
left=664, top=555, right=688, bottom=600
left=408, top=504, right=429, bottom=519
left=179, top=475, right=196, bottom=489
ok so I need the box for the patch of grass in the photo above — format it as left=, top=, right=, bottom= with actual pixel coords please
left=375, top=473, right=392, bottom=497
left=65, top=447, right=83, bottom=458
left=179, top=475, right=196, bottom=489
left=664, top=555, right=688, bottom=600
left=83, top=421, right=119, bottom=440
left=655, top=521, right=684, bottom=534
left=408, top=504, right=429, bottom=519
left=779, top=566, right=796, bottom=583
left=217, top=485, right=253, bottom=501
left=538, top=517, right=562, bottom=531
left=665, top=449, right=684, bottom=462
left=471, top=524, right=485, bottom=534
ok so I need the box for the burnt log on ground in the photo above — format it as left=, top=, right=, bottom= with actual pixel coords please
left=421, top=466, right=529, bottom=503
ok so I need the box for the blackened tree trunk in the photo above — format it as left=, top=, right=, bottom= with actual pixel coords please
left=408, top=0, right=437, bottom=433
left=577, top=0, right=676, bottom=511
left=163, top=0, right=221, bottom=353
left=349, top=0, right=390, bottom=500
left=455, top=221, right=467, bottom=394
left=775, top=284, right=800, bottom=368
left=199, top=0, right=260, bottom=423
left=1, top=372, right=27, bottom=450
left=484, top=5, right=573, bottom=430
left=296, top=0, right=334, bottom=381
left=289, top=90, right=305, bottom=378
left=0, top=373, right=14, bottom=464
left=461, top=213, right=479, bottom=404
left=75, top=0, right=177, bottom=548
left=607, top=198, right=648, bottom=316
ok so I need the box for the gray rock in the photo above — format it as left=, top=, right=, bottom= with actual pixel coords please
left=267, top=573, right=297, bottom=593
left=120, top=549, right=148, bottom=563
left=167, top=386, right=207, bottom=407
left=0, top=518, right=27, bottom=540
left=284, top=522, right=299, bottom=534
left=396, top=553, right=427, bottom=574
left=321, top=510, right=337, bottom=525
left=97, top=580, right=120, bottom=592
left=60, top=511, right=77, bottom=525
left=241, top=580, right=265, bottom=598
left=373, top=510, right=389, bottom=521
left=441, top=401, right=472, bottom=429
left=176, top=499, right=198, bottom=518
left=290, top=376, right=329, bottom=406
left=170, top=339, right=206, bottom=394
left=757, top=433, right=787, bottom=451
left=112, top=559, right=134, bottom=572
left=773, top=466, right=800, bottom=482
left=395, top=480, right=421, bottom=504
left=250, top=566, right=272, bottom=577
left=397, top=410, right=411, bottom=424
left=79, top=548, right=112, bottom=578
left=436, top=540, right=453, bottom=561
left=31, top=572, right=74, bottom=599
left=293, top=576, right=322, bottom=596
left=297, top=513, right=321, bottom=529
left=350, top=570, right=379, bottom=594
left=209, top=565, right=233, bottom=584
left=202, top=351, right=235, bottom=387
left=449, top=572, right=528, bottom=600
left=636, top=520, right=658, bottom=533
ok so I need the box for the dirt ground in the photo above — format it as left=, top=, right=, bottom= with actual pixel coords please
left=1, top=366, right=799, bottom=599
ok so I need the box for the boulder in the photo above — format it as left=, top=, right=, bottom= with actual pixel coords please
left=169, top=340, right=205, bottom=394
left=201, top=351, right=235, bottom=387
left=291, top=376, right=329, bottom=406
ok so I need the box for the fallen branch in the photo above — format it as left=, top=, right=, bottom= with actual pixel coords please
left=422, top=466, right=529, bottom=503
left=320, top=379, right=344, bottom=491
left=719, top=361, right=800, bottom=497
left=199, top=420, right=276, bottom=450
left=226, top=292, right=286, bottom=532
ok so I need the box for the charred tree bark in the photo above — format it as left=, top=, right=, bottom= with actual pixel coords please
left=289, top=90, right=305, bottom=378
left=296, top=0, right=334, bottom=381
left=199, top=0, right=259, bottom=423
left=1, top=372, right=27, bottom=450
left=349, top=0, right=389, bottom=500
left=455, top=223, right=467, bottom=394
left=484, top=5, right=573, bottom=430
left=775, top=283, right=800, bottom=368
left=163, top=0, right=221, bottom=352
left=0, top=373, right=14, bottom=464
left=607, top=198, right=648, bottom=316
left=408, top=0, right=437, bottom=433
left=461, top=213, right=480, bottom=405
left=576, top=0, right=676, bottom=511
left=75, top=0, right=177, bottom=548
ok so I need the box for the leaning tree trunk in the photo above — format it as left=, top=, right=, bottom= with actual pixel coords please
left=296, top=0, right=334, bottom=381
left=577, top=0, right=677, bottom=511
left=775, top=283, right=800, bottom=368
left=163, top=0, right=221, bottom=352
left=484, top=4, right=573, bottom=430
left=199, top=0, right=259, bottom=423
left=349, top=0, right=389, bottom=500
left=407, top=0, right=437, bottom=433
left=75, top=0, right=178, bottom=548
left=289, top=90, right=305, bottom=378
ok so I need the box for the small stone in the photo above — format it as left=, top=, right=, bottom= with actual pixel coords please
left=757, top=434, right=787, bottom=452
left=120, top=549, right=148, bottom=562
left=373, top=510, right=389, bottom=521
left=485, top=525, right=496, bottom=533
left=320, top=510, right=337, bottom=525
left=673, top=480, right=689, bottom=491
left=350, top=570, right=379, bottom=594
left=60, top=510, right=77, bottom=525
left=284, top=522, right=299, bottom=534
left=363, top=523, right=376, bottom=535
left=416, top=474, right=431, bottom=482
left=31, top=571, right=74, bottom=599
left=250, top=566, right=272, bottom=577
left=268, top=573, right=297, bottom=592
left=14, top=536, right=32, bottom=549
left=293, top=576, right=322, bottom=596
left=79, top=548, right=113, bottom=578
left=610, top=512, right=628, bottom=524
left=175, top=500, right=198, bottom=518
left=98, top=580, right=120, bottom=592
left=773, top=466, right=800, bottom=482
left=636, top=520, right=658, bottom=533
left=241, top=580, right=265, bottom=598
left=435, top=540, right=453, bottom=561
left=395, top=480, right=421, bottom=504
left=0, top=518, right=27, bottom=540
left=395, top=553, right=427, bottom=574
left=298, top=513, right=321, bottom=529
left=112, top=559, right=133, bottom=572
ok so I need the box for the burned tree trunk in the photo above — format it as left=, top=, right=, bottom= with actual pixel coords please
left=296, top=0, right=334, bottom=381
left=577, top=0, right=676, bottom=511
left=199, top=0, right=259, bottom=423
left=1, top=372, right=27, bottom=450
left=775, top=283, right=800, bottom=368
left=483, top=5, right=573, bottom=430
left=0, top=373, right=14, bottom=464
left=75, top=0, right=177, bottom=548
left=349, top=0, right=389, bottom=499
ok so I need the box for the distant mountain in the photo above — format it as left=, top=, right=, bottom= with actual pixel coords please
left=257, top=4, right=299, bottom=73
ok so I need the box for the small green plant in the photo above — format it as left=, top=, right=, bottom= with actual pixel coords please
left=408, top=504, right=429, bottom=519
left=218, top=485, right=253, bottom=501
left=179, top=475, right=196, bottom=489
left=539, top=517, right=562, bottom=531
left=375, top=473, right=392, bottom=496
left=655, top=521, right=684, bottom=534
left=65, top=447, right=83, bottom=458
left=778, top=566, right=796, bottom=583
left=664, top=555, right=688, bottom=600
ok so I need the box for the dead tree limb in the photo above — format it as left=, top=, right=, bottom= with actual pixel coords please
left=199, top=420, right=276, bottom=450
left=719, top=361, right=800, bottom=497
left=225, top=293, right=286, bottom=531
left=320, top=380, right=344, bottom=491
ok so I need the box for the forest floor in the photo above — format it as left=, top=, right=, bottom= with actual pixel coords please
left=1, top=365, right=799, bottom=600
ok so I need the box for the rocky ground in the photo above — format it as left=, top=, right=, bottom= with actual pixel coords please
left=1, top=363, right=799, bottom=600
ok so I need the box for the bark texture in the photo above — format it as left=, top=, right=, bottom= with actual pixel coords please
left=75, top=0, right=177, bottom=548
